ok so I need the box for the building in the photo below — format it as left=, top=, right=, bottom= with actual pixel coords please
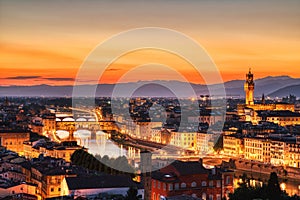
left=262, top=111, right=300, bottom=126
left=195, top=132, right=217, bottom=154
left=0, top=130, right=30, bottom=155
left=288, top=142, right=300, bottom=168
left=23, top=140, right=86, bottom=162
left=223, top=135, right=244, bottom=157
left=270, top=140, right=290, bottom=166
left=237, top=69, right=295, bottom=117
left=28, top=157, right=75, bottom=199
left=60, top=175, right=144, bottom=199
left=170, top=131, right=197, bottom=150
left=42, top=114, right=56, bottom=135
left=244, top=137, right=271, bottom=163
left=151, top=160, right=234, bottom=200
left=0, top=182, right=38, bottom=199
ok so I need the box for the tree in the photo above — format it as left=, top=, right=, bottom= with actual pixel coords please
left=124, top=187, right=139, bottom=200
left=213, top=135, right=223, bottom=153
left=266, top=172, right=283, bottom=200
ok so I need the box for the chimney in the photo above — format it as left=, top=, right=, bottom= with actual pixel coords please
left=199, top=158, right=203, bottom=165
left=212, top=166, right=216, bottom=175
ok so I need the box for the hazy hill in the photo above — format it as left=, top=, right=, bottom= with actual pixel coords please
left=267, top=85, right=300, bottom=97
left=0, top=76, right=299, bottom=98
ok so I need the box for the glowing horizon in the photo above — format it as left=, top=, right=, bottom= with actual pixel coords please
left=1, top=0, right=300, bottom=86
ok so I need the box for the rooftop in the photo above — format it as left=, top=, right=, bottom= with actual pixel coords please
left=65, top=174, right=141, bottom=190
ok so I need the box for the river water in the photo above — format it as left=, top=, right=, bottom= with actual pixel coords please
left=57, top=129, right=300, bottom=196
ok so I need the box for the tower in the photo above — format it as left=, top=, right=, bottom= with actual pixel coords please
left=244, top=68, right=255, bottom=105
left=140, top=150, right=152, bottom=200
left=262, top=93, right=266, bottom=105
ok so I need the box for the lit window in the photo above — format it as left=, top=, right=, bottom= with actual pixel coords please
left=226, top=176, right=231, bottom=185
left=191, top=181, right=197, bottom=187
left=181, top=182, right=186, bottom=188
left=216, top=180, right=221, bottom=187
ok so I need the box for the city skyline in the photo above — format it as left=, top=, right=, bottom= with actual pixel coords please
left=1, top=0, right=300, bottom=86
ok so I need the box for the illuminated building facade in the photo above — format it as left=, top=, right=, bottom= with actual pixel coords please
left=170, top=131, right=197, bottom=150
left=42, top=115, right=56, bottom=135
left=223, top=135, right=244, bottom=156
left=0, top=131, right=30, bottom=155
left=244, top=137, right=271, bottom=163
left=23, top=140, right=86, bottom=162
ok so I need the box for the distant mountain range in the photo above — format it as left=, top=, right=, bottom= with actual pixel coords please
left=0, top=76, right=299, bottom=98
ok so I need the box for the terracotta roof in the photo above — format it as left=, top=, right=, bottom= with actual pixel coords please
left=65, top=175, right=141, bottom=190
left=170, top=160, right=209, bottom=176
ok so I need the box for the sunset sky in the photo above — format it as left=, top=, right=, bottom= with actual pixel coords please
left=1, top=0, right=300, bottom=86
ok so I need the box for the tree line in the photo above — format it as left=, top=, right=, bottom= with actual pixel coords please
left=229, top=172, right=299, bottom=200
left=70, top=149, right=135, bottom=177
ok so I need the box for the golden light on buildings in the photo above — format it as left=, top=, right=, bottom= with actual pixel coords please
left=280, top=183, right=286, bottom=191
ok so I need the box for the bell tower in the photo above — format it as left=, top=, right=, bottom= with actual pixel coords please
left=244, top=68, right=255, bottom=105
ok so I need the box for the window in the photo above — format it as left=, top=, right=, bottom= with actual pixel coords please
left=217, top=194, right=221, bottom=200
left=191, top=181, right=197, bottom=187
left=58, top=188, right=61, bottom=191
left=202, top=193, right=206, bottom=200
left=153, top=180, right=156, bottom=188
left=216, top=180, right=221, bottom=187
left=202, top=181, right=207, bottom=186
left=168, top=184, right=173, bottom=191
left=163, top=183, right=166, bottom=191
left=181, top=182, right=186, bottom=188
left=209, top=194, right=214, bottom=200
left=153, top=193, right=155, bottom=200
left=157, top=182, right=161, bottom=189
left=175, top=183, right=179, bottom=190
left=50, top=188, right=54, bottom=192
left=226, top=176, right=231, bottom=185
left=209, top=180, right=213, bottom=187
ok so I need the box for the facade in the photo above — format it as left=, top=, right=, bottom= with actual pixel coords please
left=244, top=137, right=271, bottom=163
left=23, top=140, right=86, bottom=162
left=264, top=111, right=300, bottom=126
left=170, top=131, right=197, bottom=150
left=151, top=160, right=234, bottom=200
left=223, top=135, right=244, bottom=157
left=270, top=140, right=290, bottom=166
left=195, top=132, right=216, bottom=154
left=0, top=182, right=37, bottom=199
left=0, top=131, right=30, bottom=155
left=42, top=115, right=56, bottom=135
left=288, top=142, right=300, bottom=168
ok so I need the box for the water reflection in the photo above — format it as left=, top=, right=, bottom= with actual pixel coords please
left=234, top=170, right=300, bottom=196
